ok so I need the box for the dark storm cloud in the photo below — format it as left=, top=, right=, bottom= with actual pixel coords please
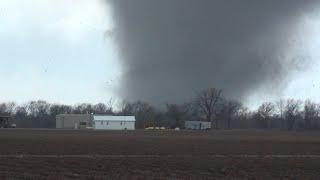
left=109, top=0, right=318, bottom=105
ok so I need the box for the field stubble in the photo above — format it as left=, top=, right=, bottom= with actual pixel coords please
left=0, top=129, right=319, bottom=179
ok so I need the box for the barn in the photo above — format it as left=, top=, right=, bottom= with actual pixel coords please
left=185, top=121, right=211, bottom=130
left=56, top=114, right=92, bottom=129
left=93, top=115, right=136, bottom=130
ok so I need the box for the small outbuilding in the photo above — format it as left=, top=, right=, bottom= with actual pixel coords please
left=56, top=114, right=92, bottom=129
left=0, top=114, right=13, bottom=128
left=93, top=115, right=136, bottom=130
left=185, top=121, right=211, bottom=130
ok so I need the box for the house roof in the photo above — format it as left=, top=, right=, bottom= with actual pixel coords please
left=94, top=115, right=136, bottom=122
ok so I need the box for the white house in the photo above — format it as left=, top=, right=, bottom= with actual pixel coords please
left=93, top=115, right=136, bottom=130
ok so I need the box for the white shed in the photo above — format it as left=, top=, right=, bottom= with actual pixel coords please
left=185, top=121, right=211, bottom=130
left=93, top=115, right=136, bottom=130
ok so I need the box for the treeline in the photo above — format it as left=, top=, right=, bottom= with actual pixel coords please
left=1, top=88, right=320, bottom=130
left=0, top=101, right=114, bottom=128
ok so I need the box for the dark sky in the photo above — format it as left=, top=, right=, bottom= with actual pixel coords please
left=109, top=0, right=319, bottom=105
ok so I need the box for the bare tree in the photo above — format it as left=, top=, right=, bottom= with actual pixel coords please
left=285, top=99, right=302, bottom=131
left=257, top=102, right=275, bottom=128
left=166, top=104, right=185, bottom=128
left=119, top=101, right=156, bottom=128
left=224, top=100, right=242, bottom=129
left=276, top=99, right=285, bottom=129
left=26, top=101, right=50, bottom=117
left=72, top=103, right=94, bottom=114
left=15, top=105, right=28, bottom=127
left=26, top=101, right=51, bottom=128
left=236, top=106, right=251, bottom=128
left=106, top=98, right=115, bottom=113
left=195, top=88, right=223, bottom=129
left=50, top=104, right=72, bottom=116
left=304, top=100, right=319, bottom=129
left=93, top=103, right=107, bottom=114
left=179, top=102, right=202, bottom=125
left=0, top=102, right=16, bottom=114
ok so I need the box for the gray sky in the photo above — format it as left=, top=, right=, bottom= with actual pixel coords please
left=0, top=0, right=120, bottom=105
left=1, top=0, right=320, bottom=109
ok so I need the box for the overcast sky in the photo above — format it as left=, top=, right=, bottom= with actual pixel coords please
left=0, top=0, right=120, bottom=105
left=1, top=1, right=320, bottom=109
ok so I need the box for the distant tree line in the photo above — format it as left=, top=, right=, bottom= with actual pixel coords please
left=1, top=88, right=320, bottom=130
left=0, top=100, right=114, bottom=128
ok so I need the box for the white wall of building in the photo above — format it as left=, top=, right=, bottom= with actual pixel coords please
left=185, top=121, right=211, bottom=130
left=93, top=116, right=135, bottom=130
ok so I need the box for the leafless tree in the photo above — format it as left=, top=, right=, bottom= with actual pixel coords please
left=50, top=104, right=72, bottom=116
left=285, top=99, right=302, bottom=131
left=72, top=103, right=94, bottom=114
left=276, top=99, right=285, bottom=129
left=26, top=101, right=50, bottom=117
left=0, top=102, right=16, bottom=114
left=224, top=100, right=242, bottom=129
left=304, top=100, right=319, bottom=129
left=257, top=102, right=275, bottom=128
left=236, top=106, right=251, bottom=128
left=195, top=88, right=223, bottom=129
left=119, top=101, right=156, bottom=128
left=25, top=101, right=51, bottom=128
left=104, top=98, right=115, bottom=114
left=93, top=103, right=107, bottom=114
left=166, top=104, right=185, bottom=128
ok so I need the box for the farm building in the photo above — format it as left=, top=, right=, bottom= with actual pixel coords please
left=93, top=115, right=136, bottom=130
left=56, top=114, right=136, bottom=130
left=0, top=114, right=13, bottom=128
left=185, top=121, right=211, bottom=130
left=56, top=114, right=92, bottom=129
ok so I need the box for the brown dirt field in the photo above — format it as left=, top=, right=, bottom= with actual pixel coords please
left=0, top=129, right=320, bottom=179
